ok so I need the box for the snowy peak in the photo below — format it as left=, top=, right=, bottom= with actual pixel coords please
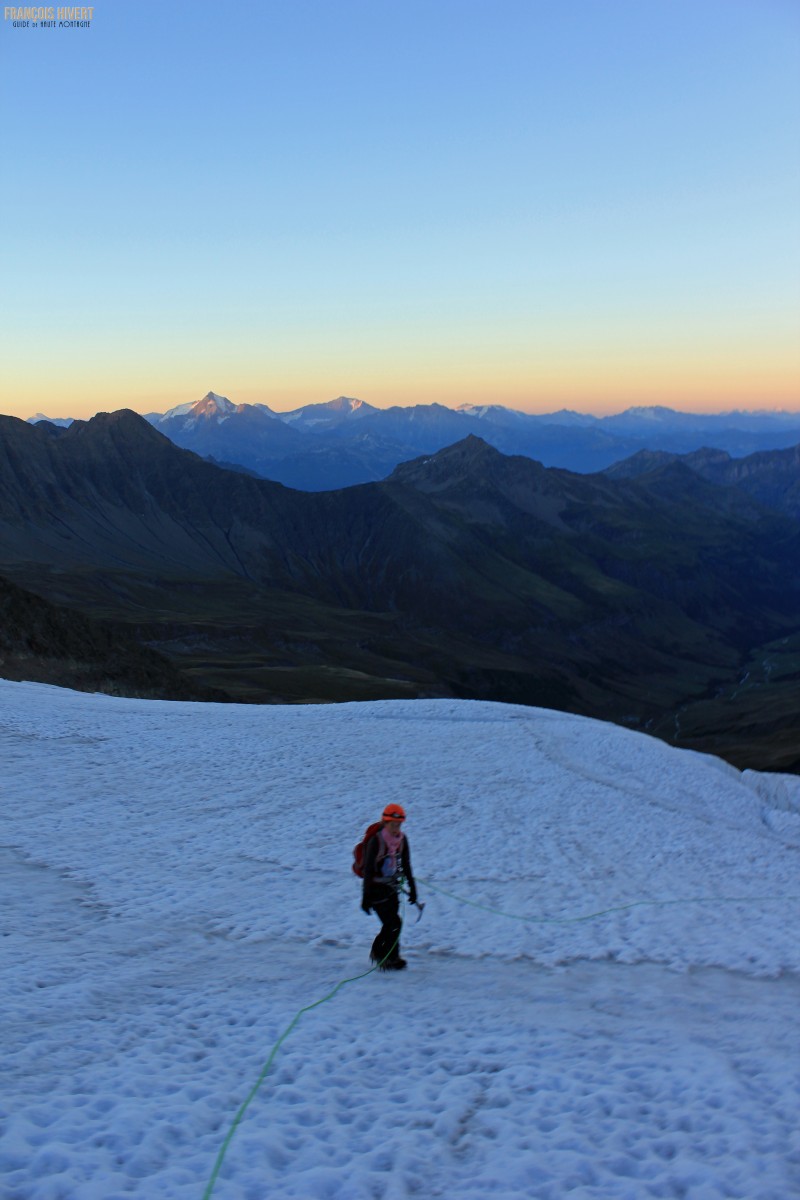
left=156, top=392, right=247, bottom=431
left=327, top=396, right=370, bottom=415
left=156, top=393, right=237, bottom=424
left=456, top=403, right=499, bottom=417
left=156, top=394, right=279, bottom=426
left=152, top=401, right=197, bottom=422
left=193, top=392, right=238, bottom=419
left=455, top=403, right=529, bottom=424
left=616, top=406, right=676, bottom=422
left=279, top=395, right=379, bottom=429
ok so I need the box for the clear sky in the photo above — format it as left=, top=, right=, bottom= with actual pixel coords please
left=2, top=0, right=799, bottom=420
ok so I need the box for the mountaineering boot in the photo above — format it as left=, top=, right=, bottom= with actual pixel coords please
left=370, top=949, right=407, bottom=970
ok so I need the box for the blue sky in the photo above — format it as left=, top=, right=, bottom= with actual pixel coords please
left=1, top=0, right=799, bottom=418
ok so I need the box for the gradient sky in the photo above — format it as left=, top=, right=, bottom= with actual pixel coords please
left=2, top=0, right=799, bottom=420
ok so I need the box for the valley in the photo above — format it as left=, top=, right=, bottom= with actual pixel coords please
left=1, top=409, right=799, bottom=771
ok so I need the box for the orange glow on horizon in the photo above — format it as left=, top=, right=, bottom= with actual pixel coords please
left=6, top=375, right=799, bottom=424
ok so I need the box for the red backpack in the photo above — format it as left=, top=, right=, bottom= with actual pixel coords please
left=352, top=822, right=383, bottom=877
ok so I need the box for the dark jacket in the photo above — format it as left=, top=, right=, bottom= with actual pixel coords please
left=362, top=825, right=416, bottom=905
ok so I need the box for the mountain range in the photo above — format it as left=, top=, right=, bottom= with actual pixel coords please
left=604, top=443, right=800, bottom=521
left=28, top=392, right=800, bottom=490
left=3, top=408, right=800, bottom=770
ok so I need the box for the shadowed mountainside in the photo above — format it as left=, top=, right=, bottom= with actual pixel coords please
left=604, top=443, right=800, bottom=521
left=2, top=410, right=799, bottom=769
left=0, top=574, right=224, bottom=700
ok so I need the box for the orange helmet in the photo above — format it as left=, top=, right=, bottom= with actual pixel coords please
left=382, top=804, right=406, bottom=822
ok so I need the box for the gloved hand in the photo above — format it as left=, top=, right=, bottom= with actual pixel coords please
left=408, top=885, right=418, bottom=906
left=361, top=898, right=372, bottom=914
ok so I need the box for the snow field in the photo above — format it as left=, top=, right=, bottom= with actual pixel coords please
left=1, top=681, right=799, bottom=1199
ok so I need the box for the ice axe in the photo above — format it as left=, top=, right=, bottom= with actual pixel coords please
left=401, top=882, right=425, bottom=921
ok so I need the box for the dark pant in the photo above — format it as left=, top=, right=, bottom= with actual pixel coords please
left=369, top=886, right=402, bottom=964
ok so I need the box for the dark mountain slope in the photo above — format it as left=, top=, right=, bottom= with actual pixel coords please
left=0, top=411, right=315, bottom=582
left=388, top=438, right=798, bottom=641
left=605, top=443, right=800, bottom=521
left=0, top=574, right=222, bottom=700
left=2, top=412, right=799, bottom=766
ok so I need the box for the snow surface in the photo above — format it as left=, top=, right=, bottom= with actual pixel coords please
left=1, top=680, right=799, bottom=1200
left=154, top=402, right=198, bottom=422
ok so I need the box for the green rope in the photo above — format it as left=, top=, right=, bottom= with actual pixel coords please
left=203, top=880, right=799, bottom=1196
left=418, top=878, right=800, bottom=925
left=202, top=905, right=403, bottom=1200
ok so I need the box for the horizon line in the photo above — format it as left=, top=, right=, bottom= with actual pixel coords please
left=17, top=392, right=800, bottom=425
